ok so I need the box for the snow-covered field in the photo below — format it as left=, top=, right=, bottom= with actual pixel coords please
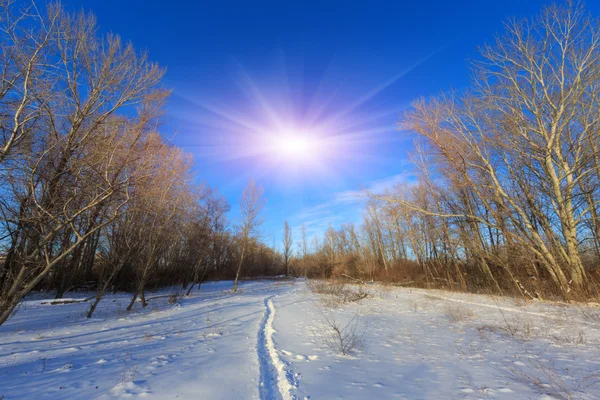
left=1, top=279, right=600, bottom=399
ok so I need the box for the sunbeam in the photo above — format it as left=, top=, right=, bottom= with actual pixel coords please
left=170, top=50, right=439, bottom=186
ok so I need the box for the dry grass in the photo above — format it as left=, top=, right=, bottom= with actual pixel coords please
left=478, top=320, right=531, bottom=339
left=478, top=321, right=588, bottom=345
left=513, top=297, right=531, bottom=308
left=443, top=305, right=475, bottom=323
left=168, top=292, right=181, bottom=304
left=308, top=280, right=347, bottom=296
left=120, top=364, right=139, bottom=385
left=407, top=299, right=419, bottom=313
left=373, top=283, right=393, bottom=300
left=552, top=331, right=587, bottom=345
left=308, top=280, right=370, bottom=307
left=508, top=359, right=600, bottom=400
left=477, top=310, right=589, bottom=345
left=578, top=306, right=600, bottom=323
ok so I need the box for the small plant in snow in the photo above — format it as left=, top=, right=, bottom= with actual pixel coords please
left=478, top=305, right=536, bottom=340
left=201, top=313, right=223, bottom=340
left=407, top=299, right=419, bottom=313
left=121, top=365, right=139, bottom=385
left=508, top=358, right=600, bottom=400
left=309, top=280, right=369, bottom=307
left=443, top=305, right=475, bottom=323
left=559, top=331, right=586, bottom=345
left=168, top=292, right=181, bottom=305
left=38, top=357, right=47, bottom=373
left=308, top=280, right=347, bottom=296
left=323, top=313, right=366, bottom=356
left=579, top=307, right=600, bottom=323
left=346, top=286, right=369, bottom=302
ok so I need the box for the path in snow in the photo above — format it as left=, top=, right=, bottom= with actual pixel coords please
left=257, top=295, right=297, bottom=400
left=3, top=279, right=600, bottom=399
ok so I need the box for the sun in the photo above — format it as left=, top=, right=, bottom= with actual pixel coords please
left=276, top=134, right=312, bottom=156
left=268, top=130, right=319, bottom=161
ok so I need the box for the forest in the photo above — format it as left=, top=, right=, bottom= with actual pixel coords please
left=3, top=2, right=600, bottom=400
left=0, top=2, right=281, bottom=326
left=1, top=1, right=600, bottom=332
left=295, top=3, right=600, bottom=301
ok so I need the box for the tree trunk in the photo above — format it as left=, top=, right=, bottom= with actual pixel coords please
left=87, top=293, right=103, bottom=318
left=126, top=292, right=138, bottom=311
left=185, top=283, right=195, bottom=296
left=0, top=297, right=20, bottom=326
left=233, top=245, right=245, bottom=293
left=140, top=288, right=147, bottom=308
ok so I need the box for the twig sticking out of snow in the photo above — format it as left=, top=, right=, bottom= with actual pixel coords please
left=323, top=312, right=366, bottom=356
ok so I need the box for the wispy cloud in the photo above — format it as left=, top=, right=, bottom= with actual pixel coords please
left=290, top=171, right=417, bottom=241
left=333, top=171, right=417, bottom=204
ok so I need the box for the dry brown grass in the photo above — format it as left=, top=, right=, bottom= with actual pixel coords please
left=443, top=305, right=475, bottom=323
left=508, top=359, right=599, bottom=400
left=308, top=280, right=370, bottom=307
left=477, top=311, right=589, bottom=346
left=407, top=299, right=419, bottom=313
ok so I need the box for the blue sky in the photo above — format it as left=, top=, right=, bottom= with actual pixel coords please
left=59, top=0, right=600, bottom=247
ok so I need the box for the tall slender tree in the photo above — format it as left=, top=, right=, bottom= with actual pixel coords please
left=233, top=179, right=264, bottom=292
left=283, top=221, right=293, bottom=277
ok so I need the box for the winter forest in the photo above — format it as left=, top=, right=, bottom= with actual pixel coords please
left=2, top=1, right=600, bottom=399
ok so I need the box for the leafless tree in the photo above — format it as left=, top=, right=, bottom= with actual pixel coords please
left=232, top=179, right=265, bottom=292
left=299, top=4, right=600, bottom=300
left=0, top=2, right=166, bottom=324
left=282, top=221, right=293, bottom=277
left=0, top=1, right=58, bottom=165
left=300, top=223, right=308, bottom=258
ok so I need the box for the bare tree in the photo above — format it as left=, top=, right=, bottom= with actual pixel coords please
left=0, top=2, right=284, bottom=327
left=300, top=223, right=308, bottom=258
left=283, top=221, right=293, bottom=276
left=298, top=1, right=600, bottom=300
left=125, top=141, right=193, bottom=311
left=0, top=3, right=166, bottom=325
left=232, top=179, right=264, bottom=292
left=0, top=2, right=58, bottom=165
left=184, top=192, right=230, bottom=296
left=383, top=1, right=600, bottom=298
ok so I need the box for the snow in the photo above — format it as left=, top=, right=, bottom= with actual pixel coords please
left=258, top=296, right=296, bottom=400
left=1, top=280, right=600, bottom=399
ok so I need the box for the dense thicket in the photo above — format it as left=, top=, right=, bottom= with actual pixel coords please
left=0, top=2, right=282, bottom=325
left=296, top=3, right=600, bottom=301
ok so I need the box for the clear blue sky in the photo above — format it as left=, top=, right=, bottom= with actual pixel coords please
left=59, top=0, right=600, bottom=247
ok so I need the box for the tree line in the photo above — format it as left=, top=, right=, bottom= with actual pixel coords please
left=3, top=1, right=599, bottom=330
left=0, top=2, right=282, bottom=326
left=296, top=2, right=600, bottom=301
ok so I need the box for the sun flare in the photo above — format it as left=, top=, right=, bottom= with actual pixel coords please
left=268, top=130, right=320, bottom=162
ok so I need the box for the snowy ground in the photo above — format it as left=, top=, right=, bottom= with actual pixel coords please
left=1, top=279, right=600, bottom=399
